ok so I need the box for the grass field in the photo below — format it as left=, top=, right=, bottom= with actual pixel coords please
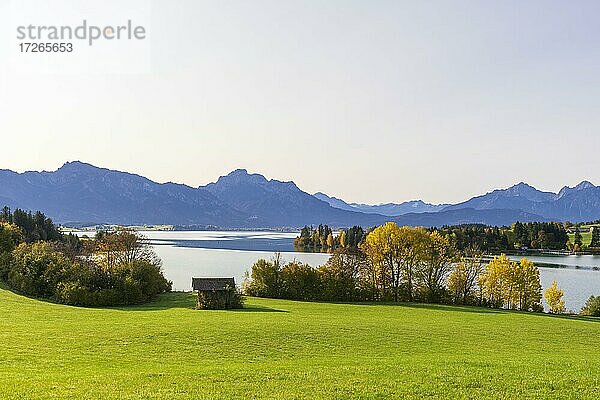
left=567, top=224, right=599, bottom=247
left=568, top=232, right=592, bottom=246
left=1, top=287, right=600, bottom=399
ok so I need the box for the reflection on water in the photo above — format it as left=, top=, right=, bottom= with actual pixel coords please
left=504, top=254, right=600, bottom=270
left=149, top=230, right=304, bottom=252
left=154, top=246, right=329, bottom=291
left=76, top=230, right=600, bottom=312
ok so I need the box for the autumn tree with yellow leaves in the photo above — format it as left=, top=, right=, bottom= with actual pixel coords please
left=258, top=222, right=555, bottom=314
left=361, top=222, right=453, bottom=302
left=544, top=280, right=565, bottom=314
left=478, top=254, right=542, bottom=311
left=447, top=246, right=485, bottom=304
left=420, top=231, right=457, bottom=302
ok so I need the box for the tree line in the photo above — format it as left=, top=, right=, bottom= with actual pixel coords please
left=0, top=207, right=171, bottom=306
left=434, top=222, right=569, bottom=252
left=294, top=225, right=366, bottom=251
left=1, top=206, right=65, bottom=243
left=248, top=222, right=554, bottom=312
left=295, top=221, right=574, bottom=254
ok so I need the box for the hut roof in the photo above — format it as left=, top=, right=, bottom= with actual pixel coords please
left=192, top=277, right=236, bottom=291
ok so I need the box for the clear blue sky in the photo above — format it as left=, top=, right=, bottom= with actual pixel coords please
left=0, top=0, right=598, bottom=204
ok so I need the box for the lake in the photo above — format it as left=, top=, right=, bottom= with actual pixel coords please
left=77, top=230, right=600, bottom=312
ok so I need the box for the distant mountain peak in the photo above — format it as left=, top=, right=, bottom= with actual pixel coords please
left=51, top=161, right=112, bottom=179
left=214, top=169, right=302, bottom=191
left=488, top=181, right=556, bottom=203
left=213, top=169, right=268, bottom=185
left=506, top=182, right=537, bottom=193
left=558, top=180, right=597, bottom=198
left=59, top=160, right=96, bottom=170
left=314, top=192, right=446, bottom=216
left=574, top=180, right=595, bottom=190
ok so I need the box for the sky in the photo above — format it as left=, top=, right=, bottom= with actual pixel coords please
left=0, top=0, right=599, bottom=205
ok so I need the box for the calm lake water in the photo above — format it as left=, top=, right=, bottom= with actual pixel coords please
left=77, top=230, right=600, bottom=312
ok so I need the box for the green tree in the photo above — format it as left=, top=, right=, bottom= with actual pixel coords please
left=0, top=222, right=23, bottom=253
left=8, top=242, right=74, bottom=299
left=0, top=206, right=12, bottom=223
left=9, top=209, right=62, bottom=243
left=280, top=261, right=320, bottom=300
left=537, top=231, right=548, bottom=249
left=574, top=230, right=583, bottom=247
left=317, top=248, right=366, bottom=301
left=0, top=222, right=24, bottom=280
left=244, top=254, right=283, bottom=298
left=90, top=229, right=159, bottom=272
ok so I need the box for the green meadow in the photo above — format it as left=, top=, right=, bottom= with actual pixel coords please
left=567, top=224, right=599, bottom=247
left=568, top=224, right=600, bottom=246
left=1, top=286, right=599, bottom=399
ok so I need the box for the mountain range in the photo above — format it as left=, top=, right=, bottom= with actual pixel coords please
left=313, top=192, right=448, bottom=215
left=0, top=161, right=598, bottom=228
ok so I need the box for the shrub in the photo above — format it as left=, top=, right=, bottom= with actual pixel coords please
left=581, top=296, right=600, bottom=317
left=114, top=260, right=172, bottom=304
left=56, top=281, right=93, bottom=306
left=8, top=242, right=74, bottom=299
left=0, top=223, right=23, bottom=281
left=197, top=287, right=244, bottom=310
left=280, top=262, right=320, bottom=300
left=0, top=252, right=12, bottom=282
left=4, top=241, right=171, bottom=307
left=317, top=250, right=362, bottom=302
left=244, top=256, right=282, bottom=298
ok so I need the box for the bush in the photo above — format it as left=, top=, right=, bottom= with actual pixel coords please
left=197, top=288, right=244, bottom=310
left=8, top=242, right=74, bottom=298
left=280, top=262, right=320, bottom=300
left=317, top=250, right=362, bottom=302
left=245, top=250, right=369, bottom=302
left=114, top=260, right=172, bottom=304
left=56, top=280, right=95, bottom=306
left=244, top=257, right=282, bottom=298
left=0, top=223, right=22, bottom=281
left=581, top=296, right=600, bottom=317
left=4, top=241, right=171, bottom=307
left=0, top=252, right=12, bottom=282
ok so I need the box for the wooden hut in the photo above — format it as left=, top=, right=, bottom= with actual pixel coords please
left=192, top=277, right=243, bottom=309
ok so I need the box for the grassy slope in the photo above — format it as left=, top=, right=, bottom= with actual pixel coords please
left=568, top=232, right=592, bottom=246
left=567, top=224, right=599, bottom=247
left=1, top=288, right=600, bottom=399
